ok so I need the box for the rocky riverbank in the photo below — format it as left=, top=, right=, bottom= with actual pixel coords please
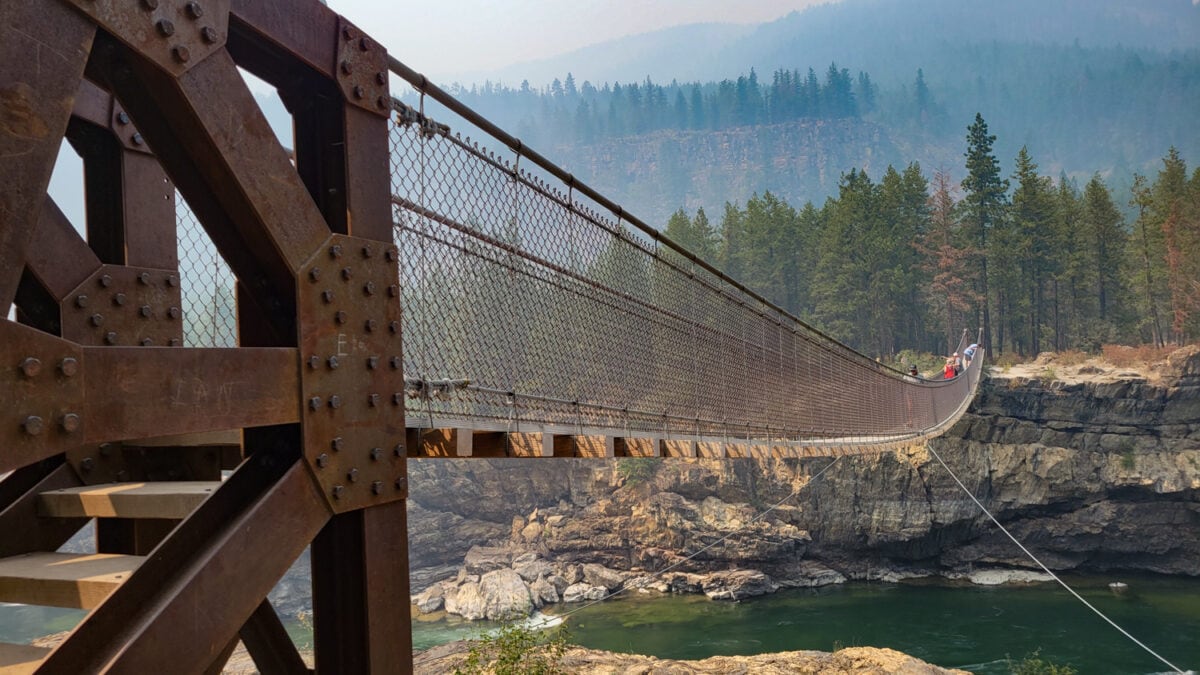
left=413, top=642, right=970, bottom=674
left=389, top=346, right=1199, bottom=623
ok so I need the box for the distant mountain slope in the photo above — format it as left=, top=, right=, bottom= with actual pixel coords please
left=465, top=0, right=1200, bottom=87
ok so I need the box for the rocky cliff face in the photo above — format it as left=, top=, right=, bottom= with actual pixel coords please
left=404, top=348, right=1200, bottom=611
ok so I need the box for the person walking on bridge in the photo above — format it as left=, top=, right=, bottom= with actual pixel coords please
left=943, top=358, right=957, bottom=380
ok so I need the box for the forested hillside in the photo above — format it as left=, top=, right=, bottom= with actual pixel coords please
left=662, top=132, right=1200, bottom=358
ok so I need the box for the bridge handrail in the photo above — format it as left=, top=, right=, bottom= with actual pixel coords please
left=386, top=56, right=909, bottom=381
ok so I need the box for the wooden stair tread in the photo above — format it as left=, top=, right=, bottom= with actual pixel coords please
left=38, top=481, right=220, bottom=519
left=0, top=552, right=143, bottom=609
left=0, top=641, right=50, bottom=673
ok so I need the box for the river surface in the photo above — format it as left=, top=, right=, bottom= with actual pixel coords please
left=412, top=574, right=1200, bottom=674
left=3, top=574, right=1196, bottom=673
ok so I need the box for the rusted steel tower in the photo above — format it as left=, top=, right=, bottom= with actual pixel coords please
left=2, top=0, right=411, bottom=671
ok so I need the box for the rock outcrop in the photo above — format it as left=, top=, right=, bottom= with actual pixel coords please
left=401, top=348, right=1199, bottom=620
left=413, top=642, right=970, bottom=674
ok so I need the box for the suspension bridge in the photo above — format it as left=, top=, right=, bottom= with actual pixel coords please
left=0, top=0, right=983, bottom=672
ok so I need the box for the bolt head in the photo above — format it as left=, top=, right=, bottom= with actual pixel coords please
left=392, top=393, right=403, bottom=406
left=185, top=1, right=203, bottom=19
left=363, top=281, right=375, bottom=296
left=19, top=357, right=42, bottom=378
left=168, top=307, right=181, bottom=320
left=368, top=393, right=380, bottom=407
left=372, top=480, right=384, bottom=495
left=376, top=72, right=387, bottom=86
left=361, top=244, right=373, bottom=258
left=328, top=395, right=342, bottom=409
left=367, top=356, right=379, bottom=370
left=80, top=456, right=95, bottom=471
left=90, top=314, right=104, bottom=327
left=332, top=437, right=344, bottom=452
left=60, top=413, right=81, bottom=434
left=328, top=356, right=340, bottom=370
left=365, top=319, right=377, bottom=332
left=388, top=284, right=398, bottom=298
left=309, top=396, right=322, bottom=410
left=335, top=311, right=348, bottom=325
left=370, top=447, right=382, bottom=460
left=347, top=468, right=359, bottom=482
left=138, top=272, right=151, bottom=285
left=389, top=321, right=400, bottom=334
left=166, top=274, right=178, bottom=287
left=157, top=19, right=175, bottom=37
left=22, top=416, right=45, bottom=435
left=377, top=96, right=388, bottom=110
left=385, top=247, right=397, bottom=262
left=201, top=26, right=219, bottom=44
left=172, top=45, right=191, bottom=63
left=352, top=85, right=365, bottom=99
left=359, top=37, right=371, bottom=51
left=322, top=289, right=334, bottom=304
left=75, top=295, right=89, bottom=308
left=309, top=267, right=321, bottom=282
left=100, top=274, right=114, bottom=288
left=389, top=356, right=401, bottom=369
left=140, top=305, right=152, bottom=318
left=116, top=111, right=130, bottom=125
left=59, top=357, right=79, bottom=377
left=308, top=355, right=320, bottom=369
left=105, top=331, right=118, bottom=345
left=341, top=267, right=353, bottom=281
left=169, top=338, right=181, bottom=347
left=329, top=244, right=343, bottom=258
left=332, top=485, right=344, bottom=499
left=132, top=133, right=145, bottom=146
left=394, top=443, right=405, bottom=456
left=340, top=60, right=353, bottom=75
left=316, top=453, right=329, bottom=468
left=113, top=293, right=126, bottom=306
left=141, top=338, right=153, bottom=346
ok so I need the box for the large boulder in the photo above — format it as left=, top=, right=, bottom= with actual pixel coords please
left=513, top=558, right=554, bottom=582
left=562, top=583, right=607, bottom=602
left=582, top=563, right=625, bottom=591
left=702, top=570, right=779, bottom=601
left=528, top=575, right=560, bottom=608
left=463, top=546, right=513, bottom=575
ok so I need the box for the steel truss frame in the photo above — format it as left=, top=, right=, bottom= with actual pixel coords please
left=2, top=0, right=411, bottom=671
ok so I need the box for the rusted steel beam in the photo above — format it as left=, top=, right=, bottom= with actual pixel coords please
left=24, top=198, right=103, bottom=304
left=312, top=500, right=411, bottom=674
left=38, top=444, right=329, bottom=674
left=0, top=2, right=95, bottom=307
left=81, top=345, right=299, bottom=443
left=228, top=0, right=340, bottom=81
left=0, top=462, right=87, bottom=559
left=240, top=599, right=310, bottom=675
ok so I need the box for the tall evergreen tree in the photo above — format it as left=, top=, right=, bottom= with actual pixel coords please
left=961, top=113, right=1008, bottom=351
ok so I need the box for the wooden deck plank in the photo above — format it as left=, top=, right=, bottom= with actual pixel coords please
left=0, top=642, right=50, bottom=674
left=0, top=552, right=142, bottom=609
left=38, top=482, right=220, bottom=519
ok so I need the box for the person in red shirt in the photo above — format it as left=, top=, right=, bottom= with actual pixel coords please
left=943, top=358, right=956, bottom=380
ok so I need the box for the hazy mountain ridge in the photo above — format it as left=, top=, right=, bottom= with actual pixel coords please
left=468, top=0, right=1200, bottom=88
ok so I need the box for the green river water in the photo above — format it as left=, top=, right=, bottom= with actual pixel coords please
left=3, top=574, right=1196, bottom=673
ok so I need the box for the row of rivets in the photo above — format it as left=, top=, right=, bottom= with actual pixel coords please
left=330, top=476, right=406, bottom=500
left=21, top=412, right=81, bottom=435
left=17, top=357, right=79, bottom=378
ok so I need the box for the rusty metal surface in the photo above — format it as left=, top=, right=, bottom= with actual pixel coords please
left=228, top=0, right=339, bottom=78
left=0, top=2, right=95, bottom=307
left=312, top=500, right=410, bottom=674
left=81, top=345, right=299, bottom=442
left=239, top=599, right=310, bottom=675
left=121, top=152, right=179, bottom=269
left=61, top=0, right=231, bottom=77
left=335, top=17, right=389, bottom=117
left=0, top=463, right=87, bottom=559
left=25, top=198, right=104, bottom=302
left=299, top=234, right=405, bottom=513
left=61, top=264, right=183, bottom=347
left=0, top=322, right=86, bottom=475
left=38, top=451, right=327, bottom=674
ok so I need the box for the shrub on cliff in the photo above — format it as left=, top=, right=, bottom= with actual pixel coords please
left=455, top=621, right=570, bottom=675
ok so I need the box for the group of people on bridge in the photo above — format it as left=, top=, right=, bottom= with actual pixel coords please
left=940, top=342, right=978, bottom=380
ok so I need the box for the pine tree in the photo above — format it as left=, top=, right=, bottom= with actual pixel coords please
left=918, top=170, right=978, bottom=352
left=1129, top=173, right=1167, bottom=346
left=1009, top=147, right=1057, bottom=355
left=1079, top=175, right=1129, bottom=343
left=961, top=113, right=1008, bottom=352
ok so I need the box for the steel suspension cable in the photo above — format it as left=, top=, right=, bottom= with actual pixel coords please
left=925, top=442, right=1187, bottom=674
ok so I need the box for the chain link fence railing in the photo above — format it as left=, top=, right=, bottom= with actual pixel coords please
left=387, top=66, right=984, bottom=448
left=176, top=194, right=238, bottom=348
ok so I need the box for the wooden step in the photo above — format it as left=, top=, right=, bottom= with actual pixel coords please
left=37, top=481, right=219, bottom=520
left=0, top=552, right=142, bottom=609
left=0, top=642, right=51, bottom=674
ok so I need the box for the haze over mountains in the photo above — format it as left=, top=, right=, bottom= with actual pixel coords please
left=411, top=0, right=1199, bottom=227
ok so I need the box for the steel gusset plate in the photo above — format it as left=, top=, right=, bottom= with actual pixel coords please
left=0, top=322, right=85, bottom=473
left=299, top=234, right=405, bottom=513
left=62, top=0, right=231, bottom=76
left=335, top=17, right=390, bottom=117
left=61, top=264, right=184, bottom=347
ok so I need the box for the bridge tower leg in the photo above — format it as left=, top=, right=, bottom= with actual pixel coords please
left=1, top=0, right=412, bottom=671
